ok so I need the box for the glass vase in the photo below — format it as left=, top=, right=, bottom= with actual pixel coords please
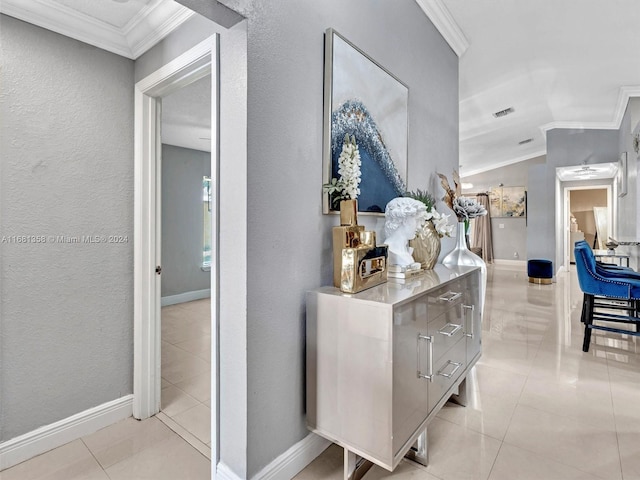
left=409, top=221, right=441, bottom=270
left=442, top=221, right=487, bottom=315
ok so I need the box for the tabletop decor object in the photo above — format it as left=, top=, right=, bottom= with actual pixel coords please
left=405, top=189, right=453, bottom=269
left=438, top=170, right=488, bottom=313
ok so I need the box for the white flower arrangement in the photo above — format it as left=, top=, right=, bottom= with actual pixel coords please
left=404, top=188, right=453, bottom=238
left=427, top=209, right=454, bottom=238
left=323, top=134, right=361, bottom=206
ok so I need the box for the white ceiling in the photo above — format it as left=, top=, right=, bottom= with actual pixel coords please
left=435, top=0, right=640, bottom=176
left=162, top=74, right=212, bottom=153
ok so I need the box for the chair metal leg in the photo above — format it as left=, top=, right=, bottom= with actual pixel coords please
left=583, top=294, right=594, bottom=352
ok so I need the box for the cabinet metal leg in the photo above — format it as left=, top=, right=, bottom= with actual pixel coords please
left=343, top=448, right=373, bottom=480
left=405, top=428, right=428, bottom=466
left=449, top=377, right=468, bottom=407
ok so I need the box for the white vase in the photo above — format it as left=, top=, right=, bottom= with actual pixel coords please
left=442, top=222, right=487, bottom=316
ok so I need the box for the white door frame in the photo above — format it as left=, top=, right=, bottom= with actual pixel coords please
left=133, top=34, right=218, bottom=447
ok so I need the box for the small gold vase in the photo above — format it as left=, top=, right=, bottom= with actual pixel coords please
left=339, top=199, right=358, bottom=226
left=409, top=221, right=441, bottom=270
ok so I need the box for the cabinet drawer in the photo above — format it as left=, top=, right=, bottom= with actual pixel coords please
left=426, top=281, right=464, bottom=319
left=428, top=337, right=466, bottom=412
left=428, top=307, right=465, bottom=364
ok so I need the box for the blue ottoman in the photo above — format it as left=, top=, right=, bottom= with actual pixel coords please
left=528, top=259, right=553, bottom=285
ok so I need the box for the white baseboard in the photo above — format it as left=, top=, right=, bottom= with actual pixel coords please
left=216, top=461, right=243, bottom=480
left=161, top=289, right=211, bottom=306
left=0, top=394, right=133, bottom=471
left=215, top=433, right=331, bottom=480
left=252, top=433, right=331, bottom=480
left=493, top=259, right=527, bottom=267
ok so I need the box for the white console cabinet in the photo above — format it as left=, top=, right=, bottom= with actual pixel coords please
left=306, top=265, right=481, bottom=478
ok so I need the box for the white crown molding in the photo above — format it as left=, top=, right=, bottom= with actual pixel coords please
left=0, top=0, right=193, bottom=59
left=461, top=149, right=547, bottom=177
left=540, top=120, right=620, bottom=133
left=126, top=0, right=195, bottom=59
left=0, top=0, right=131, bottom=57
left=415, top=0, right=469, bottom=57
left=541, top=85, right=640, bottom=133
left=0, top=395, right=133, bottom=470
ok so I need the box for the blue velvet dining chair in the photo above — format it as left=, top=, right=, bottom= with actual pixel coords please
left=574, top=242, right=640, bottom=352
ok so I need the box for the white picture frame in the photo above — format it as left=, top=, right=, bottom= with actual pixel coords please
left=618, top=152, right=627, bottom=197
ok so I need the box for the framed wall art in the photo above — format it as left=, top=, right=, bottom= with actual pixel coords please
left=322, top=28, right=408, bottom=214
left=490, top=186, right=526, bottom=217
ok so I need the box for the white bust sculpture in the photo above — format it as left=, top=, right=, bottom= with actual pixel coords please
left=383, top=197, right=428, bottom=268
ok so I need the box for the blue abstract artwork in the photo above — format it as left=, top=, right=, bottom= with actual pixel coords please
left=323, top=29, right=408, bottom=214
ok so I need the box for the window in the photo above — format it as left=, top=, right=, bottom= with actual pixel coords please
left=203, top=176, right=212, bottom=269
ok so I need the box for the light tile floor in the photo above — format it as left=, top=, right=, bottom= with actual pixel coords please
left=4, top=266, right=640, bottom=480
left=160, top=298, right=212, bottom=449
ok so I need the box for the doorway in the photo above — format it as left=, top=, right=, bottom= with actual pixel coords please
left=564, top=185, right=612, bottom=267
left=133, top=34, right=218, bottom=448
left=158, top=73, right=213, bottom=450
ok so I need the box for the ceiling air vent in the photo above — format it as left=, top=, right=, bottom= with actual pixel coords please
left=493, top=107, right=514, bottom=118
left=518, top=138, right=533, bottom=145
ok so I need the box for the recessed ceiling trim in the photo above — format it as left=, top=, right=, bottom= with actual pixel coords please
left=540, top=120, right=620, bottom=133
left=541, top=85, right=640, bottom=133
left=461, top=149, right=547, bottom=177
left=0, top=0, right=194, bottom=60
left=415, top=0, right=469, bottom=57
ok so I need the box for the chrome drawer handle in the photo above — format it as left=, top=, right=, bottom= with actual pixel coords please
left=462, top=304, right=475, bottom=338
left=417, top=334, right=434, bottom=382
left=437, top=291, right=462, bottom=302
left=437, top=360, right=462, bottom=378
left=438, top=323, right=462, bottom=337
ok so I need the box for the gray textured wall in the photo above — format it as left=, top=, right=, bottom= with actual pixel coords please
left=461, top=156, right=545, bottom=260
left=161, top=145, right=211, bottom=297
left=205, top=0, right=459, bottom=476
left=531, top=129, right=619, bottom=270
left=0, top=15, right=134, bottom=441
